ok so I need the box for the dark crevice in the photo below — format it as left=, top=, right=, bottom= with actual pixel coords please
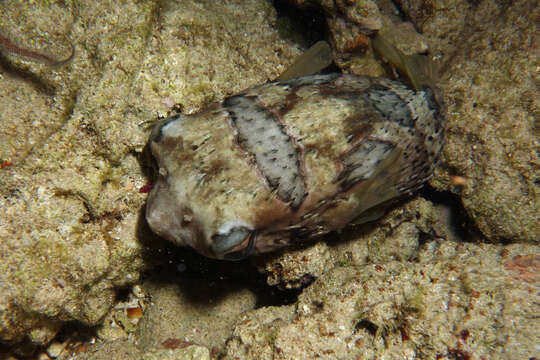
left=0, top=320, right=97, bottom=360
left=354, top=319, right=378, bottom=335
left=417, top=228, right=438, bottom=248
left=418, top=185, right=483, bottom=242
left=114, top=287, right=133, bottom=303
left=272, top=0, right=329, bottom=47
left=390, top=0, right=417, bottom=25
left=0, top=53, right=58, bottom=96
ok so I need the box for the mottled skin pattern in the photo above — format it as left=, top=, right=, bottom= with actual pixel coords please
left=146, top=74, right=444, bottom=260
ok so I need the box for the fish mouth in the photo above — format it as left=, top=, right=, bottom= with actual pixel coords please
left=210, top=227, right=256, bottom=261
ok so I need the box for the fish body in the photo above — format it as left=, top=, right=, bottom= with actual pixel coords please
left=145, top=73, right=444, bottom=260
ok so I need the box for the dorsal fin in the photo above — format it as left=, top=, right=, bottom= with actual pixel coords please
left=277, top=41, right=333, bottom=80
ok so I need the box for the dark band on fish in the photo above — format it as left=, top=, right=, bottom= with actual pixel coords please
left=366, top=84, right=415, bottom=127
left=224, top=95, right=306, bottom=208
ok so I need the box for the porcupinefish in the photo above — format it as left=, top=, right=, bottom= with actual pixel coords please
left=145, top=35, right=444, bottom=260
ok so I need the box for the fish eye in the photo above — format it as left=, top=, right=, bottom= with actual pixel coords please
left=210, top=227, right=256, bottom=260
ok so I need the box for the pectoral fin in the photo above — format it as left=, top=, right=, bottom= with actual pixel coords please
left=348, top=147, right=403, bottom=216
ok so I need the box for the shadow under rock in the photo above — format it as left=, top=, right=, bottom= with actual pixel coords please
left=134, top=200, right=301, bottom=311
left=418, top=185, right=484, bottom=243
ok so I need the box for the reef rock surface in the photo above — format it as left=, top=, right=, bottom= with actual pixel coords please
left=0, top=0, right=300, bottom=348
left=0, top=0, right=537, bottom=359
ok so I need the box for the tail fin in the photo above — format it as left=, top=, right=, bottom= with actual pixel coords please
left=371, top=34, right=438, bottom=91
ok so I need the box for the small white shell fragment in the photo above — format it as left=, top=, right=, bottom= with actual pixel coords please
left=146, top=73, right=444, bottom=260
